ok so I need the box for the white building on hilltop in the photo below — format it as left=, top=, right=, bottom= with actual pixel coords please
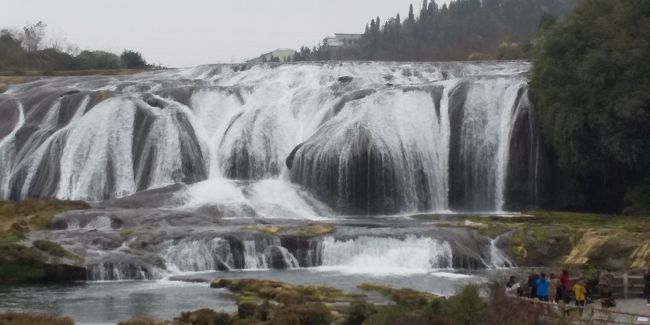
left=323, top=34, right=363, bottom=48
left=247, top=49, right=297, bottom=64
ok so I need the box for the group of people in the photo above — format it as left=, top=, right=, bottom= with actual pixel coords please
left=524, top=269, right=585, bottom=305
left=506, top=268, right=650, bottom=310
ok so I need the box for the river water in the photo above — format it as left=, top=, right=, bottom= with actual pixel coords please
left=0, top=268, right=507, bottom=324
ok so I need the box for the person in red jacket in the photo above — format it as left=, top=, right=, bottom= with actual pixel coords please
left=559, top=269, right=572, bottom=303
left=561, top=269, right=571, bottom=290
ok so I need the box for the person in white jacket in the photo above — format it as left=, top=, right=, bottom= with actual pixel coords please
left=506, top=276, right=521, bottom=296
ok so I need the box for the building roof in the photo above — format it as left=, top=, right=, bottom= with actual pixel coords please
left=334, top=33, right=363, bottom=38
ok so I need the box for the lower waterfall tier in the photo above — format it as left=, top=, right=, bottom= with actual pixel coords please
left=42, top=193, right=515, bottom=281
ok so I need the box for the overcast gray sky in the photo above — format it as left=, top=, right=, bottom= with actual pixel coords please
left=1, top=0, right=451, bottom=67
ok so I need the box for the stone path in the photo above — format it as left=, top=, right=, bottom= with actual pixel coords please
left=616, top=299, right=650, bottom=320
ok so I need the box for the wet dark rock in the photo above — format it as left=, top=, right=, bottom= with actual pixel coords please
left=338, top=76, right=354, bottom=83
left=285, top=143, right=304, bottom=170
left=503, top=88, right=550, bottom=211
left=265, top=246, right=292, bottom=269
left=282, top=233, right=329, bottom=265
left=142, top=93, right=167, bottom=109
left=59, top=90, right=80, bottom=97
left=43, top=264, right=87, bottom=282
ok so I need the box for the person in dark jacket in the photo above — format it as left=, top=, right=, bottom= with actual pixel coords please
left=559, top=269, right=572, bottom=303
left=598, top=270, right=615, bottom=308
left=528, top=269, right=539, bottom=298
left=644, top=267, right=650, bottom=306
left=586, top=270, right=600, bottom=303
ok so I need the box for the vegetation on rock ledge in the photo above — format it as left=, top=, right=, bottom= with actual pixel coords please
left=0, top=199, right=88, bottom=284
left=466, top=210, right=650, bottom=270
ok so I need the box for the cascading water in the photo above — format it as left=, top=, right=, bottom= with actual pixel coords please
left=0, top=62, right=537, bottom=281
left=319, top=236, right=454, bottom=274
left=0, top=61, right=541, bottom=214
left=81, top=232, right=511, bottom=280
left=489, top=236, right=515, bottom=269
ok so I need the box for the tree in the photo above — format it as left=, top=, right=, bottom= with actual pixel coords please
left=294, top=0, right=576, bottom=62
left=74, top=50, right=123, bottom=69
left=120, top=50, right=147, bottom=69
left=407, top=4, right=416, bottom=24
left=21, top=21, right=46, bottom=53
left=531, top=0, right=650, bottom=213
left=0, top=29, right=25, bottom=70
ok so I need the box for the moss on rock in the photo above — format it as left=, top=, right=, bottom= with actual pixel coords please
left=0, top=199, right=89, bottom=233
left=211, top=278, right=357, bottom=304
left=357, top=283, right=434, bottom=308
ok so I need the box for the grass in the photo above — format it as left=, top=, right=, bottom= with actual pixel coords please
left=0, top=199, right=89, bottom=233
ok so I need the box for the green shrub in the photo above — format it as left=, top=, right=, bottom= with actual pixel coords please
left=441, top=285, right=487, bottom=325
left=623, top=183, right=650, bottom=215
left=237, top=302, right=257, bottom=319
left=271, top=303, right=331, bottom=325
left=346, top=299, right=376, bottom=325
left=362, top=305, right=429, bottom=325
left=175, top=309, right=231, bottom=325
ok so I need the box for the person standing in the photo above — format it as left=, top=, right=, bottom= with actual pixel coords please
left=643, top=266, right=650, bottom=307
left=598, top=270, right=615, bottom=308
left=528, top=269, right=539, bottom=299
left=560, top=269, right=572, bottom=303
left=549, top=273, right=560, bottom=303
left=574, top=278, right=587, bottom=315
left=506, top=276, right=521, bottom=296
left=536, top=273, right=550, bottom=301
left=586, top=270, right=600, bottom=303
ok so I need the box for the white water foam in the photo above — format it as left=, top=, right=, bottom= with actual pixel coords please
left=317, top=235, right=453, bottom=275
left=181, top=178, right=331, bottom=220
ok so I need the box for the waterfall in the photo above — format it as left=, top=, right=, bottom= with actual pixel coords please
left=0, top=101, right=24, bottom=197
left=80, top=232, right=514, bottom=281
left=0, top=61, right=540, bottom=214
left=163, top=237, right=232, bottom=273
left=318, top=236, right=453, bottom=274
left=488, top=236, right=515, bottom=269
